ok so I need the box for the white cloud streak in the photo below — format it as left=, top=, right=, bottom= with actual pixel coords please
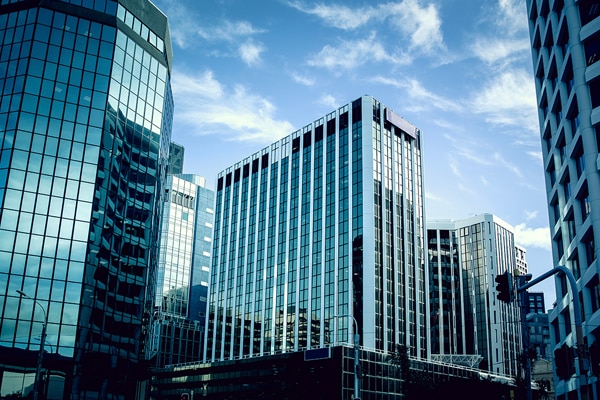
left=239, top=40, right=265, bottom=66
left=307, top=32, right=407, bottom=70
left=171, top=69, right=295, bottom=143
left=290, top=0, right=446, bottom=66
left=514, top=223, right=551, bottom=250
left=471, top=68, right=538, bottom=134
left=371, top=76, right=462, bottom=112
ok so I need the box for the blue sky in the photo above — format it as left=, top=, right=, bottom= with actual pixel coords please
left=151, top=0, right=556, bottom=307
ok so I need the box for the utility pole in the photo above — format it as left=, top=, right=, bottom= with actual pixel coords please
left=517, top=266, right=588, bottom=400
left=516, top=274, right=532, bottom=400
left=335, top=314, right=361, bottom=400
left=17, top=290, right=48, bottom=400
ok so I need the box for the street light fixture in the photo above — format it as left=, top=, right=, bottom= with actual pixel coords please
left=334, top=314, right=361, bottom=400
left=16, top=290, right=47, bottom=400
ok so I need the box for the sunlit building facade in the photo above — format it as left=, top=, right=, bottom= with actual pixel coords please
left=0, top=0, right=173, bottom=398
left=205, top=95, right=429, bottom=362
left=526, top=0, right=600, bottom=398
left=152, top=173, right=214, bottom=367
left=427, top=215, right=523, bottom=377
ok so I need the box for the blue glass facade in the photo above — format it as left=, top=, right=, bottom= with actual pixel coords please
left=0, top=0, right=172, bottom=398
left=152, top=173, right=214, bottom=368
left=205, top=96, right=428, bottom=362
left=427, top=215, right=522, bottom=377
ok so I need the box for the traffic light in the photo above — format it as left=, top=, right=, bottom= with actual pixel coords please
left=554, top=343, right=575, bottom=380
left=590, top=342, right=600, bottom=376
left=181, top=393, right=190, bottom=400
left=495, top=272, right=514, bottom=303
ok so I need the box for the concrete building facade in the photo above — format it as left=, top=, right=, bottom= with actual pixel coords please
left=526, top=0, right=600, bottom=398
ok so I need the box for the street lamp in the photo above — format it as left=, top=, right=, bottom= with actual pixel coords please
left=17, top=290, right=47, bottom=400
left=334, top=314, right=361, bottom=400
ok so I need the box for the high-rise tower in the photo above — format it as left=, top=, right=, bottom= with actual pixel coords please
left=204, top=95, right=428, bottom=362
left=427, top=215, right=523, bottom=377
left=0, top=0, right=173, bottom=398
left=526, top=0, right=600, bottom=398
left=153, top=171, right=214, bottom=368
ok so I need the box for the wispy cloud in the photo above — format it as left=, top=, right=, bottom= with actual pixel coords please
left=470, top=38, right=531, bottom=65
left=371, top=76, right=462, bottom=112
left=524, top=210, right=538, bottom=220
left=493, top=152, right=523, bottom=178
left=171, top=69, right=294, bottom=143
left=387, top=0, right=445, bottom=56
left=307, top=32, right=407, bottom=70
left=239, top=40, right=265, bottom=66
left=290, top=71, right=315, bottom=86
left=471, top=0, right=530, bottom=65
left=514, top=223, right=551, bottom=250
left=198, top=20, right=266, bottom=42
left=290, top=0, right=446, bottom=65
left=318, top=94, right=338, bottom=109
left=471, top=68, right=538, bottom=134
left=286, top=1, right=377, bottom=30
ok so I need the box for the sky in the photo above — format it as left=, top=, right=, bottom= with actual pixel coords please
left=150, top=0, right=557, bottom=308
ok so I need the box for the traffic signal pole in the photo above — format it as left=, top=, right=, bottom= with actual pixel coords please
left=517, top=265, right=587, bottom=400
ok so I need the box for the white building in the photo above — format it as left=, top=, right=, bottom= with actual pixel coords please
left=427, top=215, right=523, bottom=377
left=526, top=0, right=600, bottom=398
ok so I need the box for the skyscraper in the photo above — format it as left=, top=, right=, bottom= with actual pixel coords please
left=0, top=0, right=173, bottom=398
left=427, top=215, right=523, bottom=376
left=525, top=0, right=600, bottom=398
left=152, top=171, right=214, bottom=367
left=204, top=95, right=428, bottom=361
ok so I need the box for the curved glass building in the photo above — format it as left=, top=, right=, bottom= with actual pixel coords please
left=0, top=0, right=173, bottom=398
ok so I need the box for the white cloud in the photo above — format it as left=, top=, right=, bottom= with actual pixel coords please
left=470, top=0, right=530, bottom=65
left=527, top=150, right=543, bottom=163
left=524, top=210, right=538, bottom=220
left=318, top=94, right=338, bottom=109
left=239, top=40, right=265, bottom=66
left=290, top=0, right=446, bottom=63
left=514, top=223, right=551, bottom=250
left=286, top=1, right=377, bottom=30
left=388, top=0, right=445, bottom=56
left=493, top=152, right=523, bottom=178
left=471, top=68, right=538, bottom=134
left=471, top=38, right=531, bottom=65
left=290, top=72, right=315, bottom=86
left=171, top=69, right=295, bottom=143
left=307, top=32, right=407, bottom=70
left=372, top=76, right=461, bottom=112
left=449, top=156, right=461, bottom=178
left=198, top=20, right=266, bottom=42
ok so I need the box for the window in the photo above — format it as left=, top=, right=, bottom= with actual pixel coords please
left=579, top=0, right=600, bottom=26
left=573, top=140, right=585, bottom=179
left=578, top=184, right=591, bottom=221
left=584, top=230, right=596, bottom=265
left=584, top=31, right=600, bottom=66
left=590, top=77, right=600, bottom=109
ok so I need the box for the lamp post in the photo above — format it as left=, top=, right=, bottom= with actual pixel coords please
left=17, top=290, right=47, bottom=400
left=335, top=314, right=360, bottom=400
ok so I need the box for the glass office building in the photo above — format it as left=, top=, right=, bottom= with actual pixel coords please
left=525, top=0, right=600, bottom=398
left=427, top=215, right=523, bottom=377
left=205, top=95, right=428, bottom=362
left=0, top=0, right=173, bottom=398
left=153, top=173, right=214, bottom=367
